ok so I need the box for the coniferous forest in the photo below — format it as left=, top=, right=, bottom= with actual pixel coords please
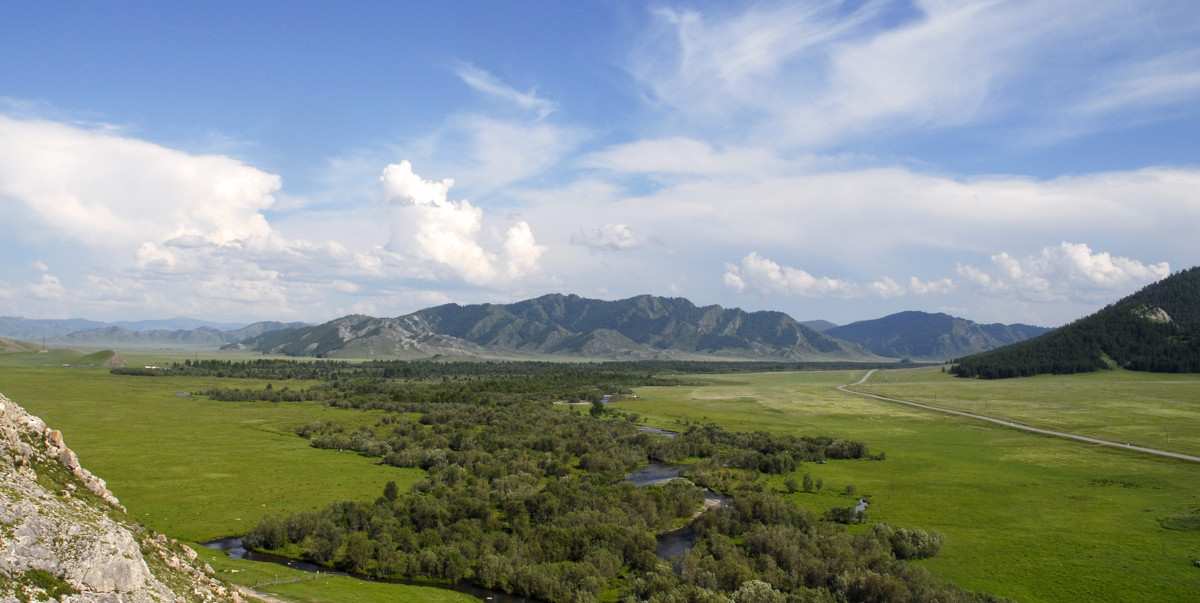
left=951, top=267, right=1200, bottom=378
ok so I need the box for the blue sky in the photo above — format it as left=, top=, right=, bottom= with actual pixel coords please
left=2, top=0, right=1199, bottom=328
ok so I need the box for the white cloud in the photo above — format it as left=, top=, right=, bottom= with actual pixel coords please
left=0, top=116, right=278, bottom=250
left=415, top=114, right=586, bottom=195
left=456, top=63, right=557, bottom=119
left=723, top=253, right=862, bottom=298
left=866, top=277, right=906, bottom=298
left=956, top=242, right=1170, bottom=302
left=570, top=223, right=643, bottom=251
left=581, top=137, right=791, bottom=177
left=1076, top=48, right=1200, bottom=116
left=502, top=221, right=545, bottom=279
left=908, top=276, right=956, bottom=296
left=723, top=253, right=961, bottom=301
left=380, top=160, right=543, bottom=285
left=28, top=274, right=66, bottom=300
left=628, top=1, right=1199, bottom=147
left=0, top=116, right=554, bottom=321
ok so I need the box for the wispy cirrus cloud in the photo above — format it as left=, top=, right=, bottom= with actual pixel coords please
left=456, top=63, right=557, bottom=119
left=628, top=0, right=1200, bottom=147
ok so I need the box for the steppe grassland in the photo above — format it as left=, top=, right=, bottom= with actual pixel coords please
left=856, top=365, right=1200, bottom=457
left=613, top=369, right=1200, bottom=603
left=0, top=350, right=424, bottom=543
left=0, top=350, right=474, bottom=602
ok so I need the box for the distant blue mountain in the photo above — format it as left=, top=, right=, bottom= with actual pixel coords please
left=0, top=317, right=108, bottom=340
left=0, top=316, right=303, bottom=348
left=109, top=317, right=249, bottom=331
left=825, top=311, right=1050, bottom=361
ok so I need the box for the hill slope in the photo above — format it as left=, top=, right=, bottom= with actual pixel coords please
left=0, top=393, right=241, bottom=601
left=952, top=267, right=1200, bottom=378
left=230, top=294, right=881, bottom=361
left=0, top=337, right=42, bottom=354
left=826, top=311, right=1049, bottom=361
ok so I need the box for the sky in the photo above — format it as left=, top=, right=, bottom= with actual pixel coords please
left=2, top=0, right=1199, bottom=328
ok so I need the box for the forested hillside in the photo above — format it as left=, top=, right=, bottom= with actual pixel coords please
left=952, top=267, right=1200, bottom=378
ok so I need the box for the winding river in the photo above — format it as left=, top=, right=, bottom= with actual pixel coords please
left=202, top=537, right=540, bottom=603
left=624, top=462, right=730, bottom=559
left=204, top=438, right=721, bottom=598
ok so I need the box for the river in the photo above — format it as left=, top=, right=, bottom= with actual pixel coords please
left=205, top=458, right=720, bottom=596
left=623, top=463, right=730, bottom=559
left=202, top=537, right=541, bottom=603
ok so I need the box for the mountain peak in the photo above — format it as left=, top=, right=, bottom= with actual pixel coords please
left=234, top=293, right=878, bottom=361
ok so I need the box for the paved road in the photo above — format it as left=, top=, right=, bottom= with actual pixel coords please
left=838, top=370, right=1200, bottom=464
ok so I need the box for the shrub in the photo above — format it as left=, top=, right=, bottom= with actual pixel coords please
left=890, top=527, right=946, bottom=560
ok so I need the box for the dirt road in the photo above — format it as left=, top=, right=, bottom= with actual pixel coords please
left=839, top=370, right=1200, bottom=464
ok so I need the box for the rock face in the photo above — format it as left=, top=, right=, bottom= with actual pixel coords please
left=0, top=392, right=242, bottom=602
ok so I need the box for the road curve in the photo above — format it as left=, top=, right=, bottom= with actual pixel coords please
left=838, top=370, right=1200, bottom=464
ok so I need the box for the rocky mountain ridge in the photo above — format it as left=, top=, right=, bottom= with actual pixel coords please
left=0, top=392, right=242, bottom=602
left=228, top=294, right=881, bottom=360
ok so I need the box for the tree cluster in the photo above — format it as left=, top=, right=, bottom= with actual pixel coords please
left=122, top=357, right=1000, bottom=601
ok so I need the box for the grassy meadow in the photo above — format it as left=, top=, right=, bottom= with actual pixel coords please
left=0, top=349, right=471, bottom=603
left=613, top=369, right=1200, bottom=603
left=855, top=366, right=1200, bottom=457
left=4, top=347, right=1199, bottom=603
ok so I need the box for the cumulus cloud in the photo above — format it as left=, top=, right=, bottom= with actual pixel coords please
left=908, top=276, right=956, bottom=296
left=723, top=253, right=862, bottom=298
left=381, top=160, right=543, bottom=285
left=0, top=116, right=278, bottom=249
left=956, top=242, right=1170, bottom=302
left=724, top=253, right=958, bottom=300
left=570, top=223, right=643, bottom=251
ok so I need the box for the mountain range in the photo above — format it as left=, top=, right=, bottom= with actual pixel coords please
left=0, top=318, right=305, bottom=349
left=52, top=322, right=307, bottom=348
left=226, top=294, right=1046, bottom=361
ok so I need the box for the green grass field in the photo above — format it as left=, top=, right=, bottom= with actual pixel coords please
left=614, top=369, right=1200, bottom=603
left=854, top=366, right=1200, bottom=457
left=4, top=349, right=1200, bottom=603
left=0, top=350, right=469, bottom=603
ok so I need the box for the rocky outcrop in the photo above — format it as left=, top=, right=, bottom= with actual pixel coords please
left=0, top=392, right=243, bottom=602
